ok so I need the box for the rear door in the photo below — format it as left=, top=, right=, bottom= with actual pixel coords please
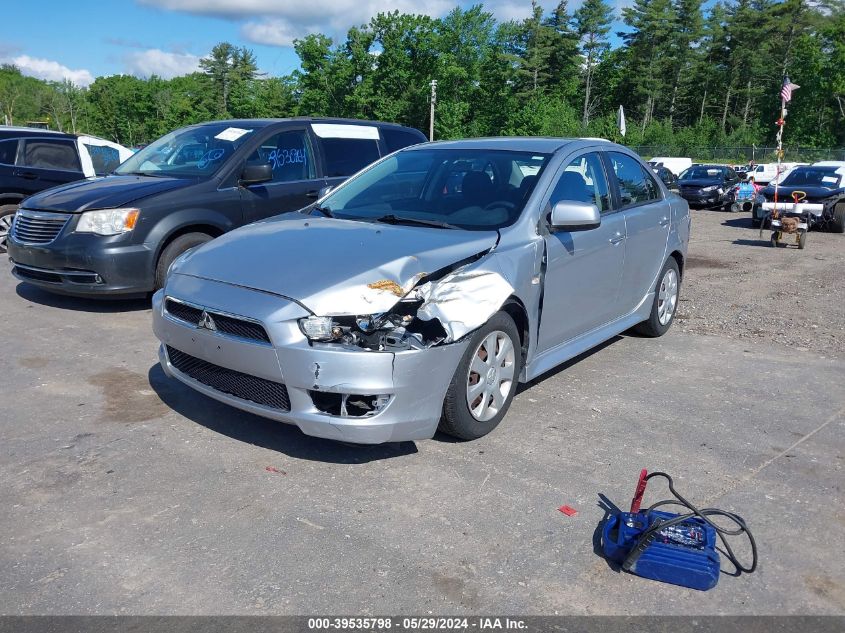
left=12, top=137, right=84, bottom=195
left=313, top=123, right=383, bottom=191
left=239, top=126, right=321, bottom=224
left=605, top=151, right=670, bottom=315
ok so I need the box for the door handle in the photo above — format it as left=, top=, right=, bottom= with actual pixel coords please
left=609, top=233, right=625, bottom=245
left=659, top=216, right=670, bottom=227
left=306, top=190, right=319, bottom=199
left=16, top=171, right=38, bottom=180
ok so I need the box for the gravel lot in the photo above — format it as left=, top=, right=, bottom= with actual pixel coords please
left=1, top=209, right=843, bottom=615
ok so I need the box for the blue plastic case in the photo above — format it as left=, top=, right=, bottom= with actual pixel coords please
left=602, top=510, right=721, bottom=591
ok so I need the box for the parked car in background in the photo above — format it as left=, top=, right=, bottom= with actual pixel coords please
left=153, top=138, right=690, bottom=443
left=0, top=127, right=132, bottom=253
left=750, top=163, right=845, bottom=231
left=652, top=164, right=679, bottom=192
left=677, top=165, right=740, bottom=208
left=7, top=118, right=426, bottom=297
left=648, top=157, right=692, bottom=177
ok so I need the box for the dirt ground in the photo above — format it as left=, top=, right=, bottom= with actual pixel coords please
left=676, top=210, right=845, bottom=357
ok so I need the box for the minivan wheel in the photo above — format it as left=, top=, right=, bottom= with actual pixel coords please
left=0, top=204, right=18, bottom=254
left=634, top=258, right=680, bottom=338
left=154, top=232, right=213, bottom=290
left=439, top=311, right=522, bottom=440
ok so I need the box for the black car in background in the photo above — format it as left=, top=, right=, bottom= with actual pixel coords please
left=751, top=164, right=845, bottom=231
left=0, top=127, right=131, bottom=253
left=652, top=165, right=679, bottom=192
left=676, top=165, right=740, bottom=209
left=7, top=117, right=426, bottom=297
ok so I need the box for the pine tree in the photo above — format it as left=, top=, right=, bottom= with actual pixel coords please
left=573, top=0, right=613, bottom=127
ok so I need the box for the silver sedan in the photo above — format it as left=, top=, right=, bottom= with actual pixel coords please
left=152, top=138, right=690, bottom=443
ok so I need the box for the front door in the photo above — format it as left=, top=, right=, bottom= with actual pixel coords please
left=538, top=151, right=626, bottom=352
left=239, top=128, right=321, bottom=224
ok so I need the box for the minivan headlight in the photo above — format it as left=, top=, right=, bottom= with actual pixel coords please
left=76, top=208, right=140, bottom=235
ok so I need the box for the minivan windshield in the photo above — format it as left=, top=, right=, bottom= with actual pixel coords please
left=781, top=168, right=842, bottom=189
left=317, top=148, right=549, bottom=230
left=114, top=123, right=256, bottom=178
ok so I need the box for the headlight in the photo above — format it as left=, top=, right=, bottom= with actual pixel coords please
left=299, top=316, right=343, bottom=341
left=701, top=185, right=717, bottom=192
left=76, top=208, right=140, bottom=235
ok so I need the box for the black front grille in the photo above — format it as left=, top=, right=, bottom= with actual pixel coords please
left=12, top=210, right=70, bottom=244
left=164, top=298, right=271, bottom=344
left=166, top=346, right=290, bottom=411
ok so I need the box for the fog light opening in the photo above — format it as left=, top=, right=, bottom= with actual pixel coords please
left=310, top=391, right=391, bottom=417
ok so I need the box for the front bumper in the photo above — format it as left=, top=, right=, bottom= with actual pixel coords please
left=152, top=278, right=469, bottom=444
left=679, top=190, right=723, bottom=207
left=7, top=230, right=154, bottom=297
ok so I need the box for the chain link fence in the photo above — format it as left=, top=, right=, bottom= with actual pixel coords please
left=630, top=146, right=845, bottom=164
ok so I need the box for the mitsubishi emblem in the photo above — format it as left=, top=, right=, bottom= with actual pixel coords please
left=198, top=310, right=217, bottom=332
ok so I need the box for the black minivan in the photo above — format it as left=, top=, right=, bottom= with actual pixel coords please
left=7, top=118, right=426, bottom=297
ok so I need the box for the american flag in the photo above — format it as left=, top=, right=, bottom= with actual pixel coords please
left=780, top=77, right=800, bottom=103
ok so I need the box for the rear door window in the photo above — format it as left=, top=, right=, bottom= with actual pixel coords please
left=19, top=139, right=81, bottom=172
left=607, top=152, right=656, bottom=206
left=312, top=123, right=382, bottom=178
left=246, top=130, right=316, bottom=182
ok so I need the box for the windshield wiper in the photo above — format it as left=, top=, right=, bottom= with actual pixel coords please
left=373, top=214, right=459, bottom=230
left=311, top=205, right=334, bottom=218
left=119, top=171, right=167, bottom=178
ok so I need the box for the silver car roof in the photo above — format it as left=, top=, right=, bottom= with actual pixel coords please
left=410, top=137, right=626, bottom=154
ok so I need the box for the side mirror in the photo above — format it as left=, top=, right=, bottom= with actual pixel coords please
left=550, top=200, right=601, bottom=231
left=240, top=162, right=273, bottom=186
left=318, top=185, right=334, bottom=199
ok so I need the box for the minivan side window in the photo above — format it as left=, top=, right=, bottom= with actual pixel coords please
left=19, top=139, right=81, bottom=172
left=549, top=153, right=611, bottom=213
left=0, top=139, right=18, bottom=165
left=608, top=152, right=657, bottom=206
left=84, top=144, right=122, bottom=176
left=246, top=130, right=316, bottom=183
left=321, top=137, right=381, bottom=177
left=382, top=128, right=424, bottom=153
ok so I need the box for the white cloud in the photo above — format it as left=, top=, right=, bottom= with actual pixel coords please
left=240, top=19, right=316, bottom=48
left=124, top=48, right=203, bottom=79
left=6, top=55, right=94, bottom=86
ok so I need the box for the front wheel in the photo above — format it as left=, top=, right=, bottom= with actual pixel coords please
left=439, top=311, right=522, bottom=440
left=0, top=204, right=18, bottom=254
left=633, top=258, right=680, bottom=337
left=830, top=203, right=845, bottom=233
left=154, top=232, right=212, bottom=291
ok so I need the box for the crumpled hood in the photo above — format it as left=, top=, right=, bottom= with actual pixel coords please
left=761, top=185, right=842, bottom=201
left=173, top=213, right=499, bottom=316
left=23, top=175, right=192, bottom=212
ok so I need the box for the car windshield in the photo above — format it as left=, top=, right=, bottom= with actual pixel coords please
left=316, top=148, right=550, bottom=230
left=114, top=123, right=256, bottom=178
left=781, top=168, right=842, bottom=189
left=680, top=167, right=725, bottom=180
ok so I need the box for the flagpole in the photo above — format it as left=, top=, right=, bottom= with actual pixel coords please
left=773, top=96, right=785, bottom=217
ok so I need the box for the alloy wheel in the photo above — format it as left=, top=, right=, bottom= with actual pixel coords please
left=466, top=330, right=516, bottom=422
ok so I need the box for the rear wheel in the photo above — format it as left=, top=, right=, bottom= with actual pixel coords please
left=0, top=204, right=18, bottom=254
left=634, top=258, right=680, bottom=338
left=439, top=311, right=522, bottom=440
left=798, top=231, right=807, bottom=250
left=154, top=232, right=213, bottom=291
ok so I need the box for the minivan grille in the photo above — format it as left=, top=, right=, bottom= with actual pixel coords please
left=164, top=298, right=271, bottom=344
left=12, top=209, right=71, bottom=244
left=166, top=346, right=290, bottom=411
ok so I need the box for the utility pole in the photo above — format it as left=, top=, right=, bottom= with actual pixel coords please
left=429, top=79, right=437, bottom=141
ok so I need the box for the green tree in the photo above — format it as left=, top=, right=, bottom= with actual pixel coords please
left=573, top=0, right=613, bottom=127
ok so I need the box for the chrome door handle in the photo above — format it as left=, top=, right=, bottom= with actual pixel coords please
left=659, top=216, right=670, bottom=227
left=609, top=233, right=625, bottom=245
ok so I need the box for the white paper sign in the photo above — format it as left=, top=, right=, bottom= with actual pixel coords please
left=822, top=176, right=838, bottom=184
left=215, top=127, right=252, bottom=142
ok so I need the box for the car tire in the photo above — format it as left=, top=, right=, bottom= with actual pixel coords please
left=830, top=202, right=845, bottom=233
left=439, top=311, right=522, bottom=440
left=154, top=232, right=213, bottom=291
left=633, top=257, right=680, bottom=338
left=0, top=204, right=18, bottom=254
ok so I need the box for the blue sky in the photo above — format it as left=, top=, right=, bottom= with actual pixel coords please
left=2, top=0, right=639, bottom=86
